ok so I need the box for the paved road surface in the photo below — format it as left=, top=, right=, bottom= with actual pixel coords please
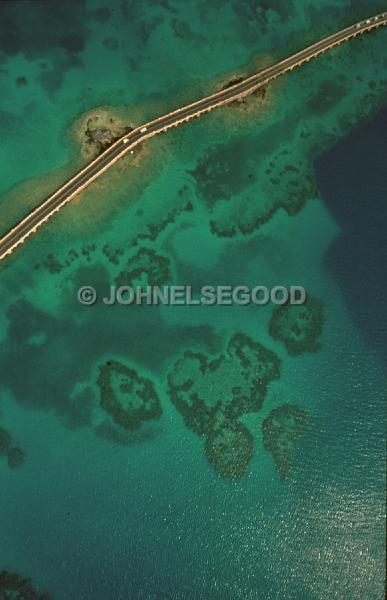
left=0, top=12, right=386, bottom=262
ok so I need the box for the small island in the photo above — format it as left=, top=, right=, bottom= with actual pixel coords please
left=77, top=107, right=133, bottom=158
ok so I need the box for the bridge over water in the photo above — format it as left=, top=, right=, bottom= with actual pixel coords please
left=0, top=12, right=386, bottom=262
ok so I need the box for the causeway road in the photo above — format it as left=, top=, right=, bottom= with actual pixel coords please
left=0, top=12, right=386, bottom=262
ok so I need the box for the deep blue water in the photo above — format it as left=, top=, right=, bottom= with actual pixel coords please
left=315, top=108, right=387, bottom=357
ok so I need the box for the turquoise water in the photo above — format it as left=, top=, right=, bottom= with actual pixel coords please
left=0, top=1, right=386, bottom=598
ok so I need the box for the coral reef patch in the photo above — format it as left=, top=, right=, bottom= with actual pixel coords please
left=0, top=570, right=49, bottom=599
left=0, top=426, right=12, bottom=456
left=0, top=425, right=25, bottom=469
left=114, top=247, right=172, bottom=288
left=190, top=131, right=316, bottom=238
left=204, top=419, right=254, bottom=480
left=262, top=405, right=310, bottom=478
left=168, top=333, right=280, bottom=479
left=269, top=297, right=324, bottom=355
left=97, top=359, right=162, bottom=430
left=7, top=446, right=26, bottom=469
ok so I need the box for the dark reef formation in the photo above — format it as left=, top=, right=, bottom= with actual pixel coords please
left=0, top=298, right=220, bottom=435
left=190, top=135, right=316, bottom=238
left=7, top=447, right=26, bottom=469
left=102, top=244, right=124, bottom=265
left=129, top=195, right=194, bottom=248
left=204, top=419, right=254, bottom=480
left=34, top=244, right=96, bottom=273
left=168, top=333, right=280, bottom=479
left=16, top=76, right=28, bottom=87
left=262, top=405, right=310, bottom=478
left=0, top=570, right=49, bottom=599
left=269, top=297, right=324, bottom=355
left=0, top=426, right=12, bottom=455
left=0, top=425, right=25, bottom=469
left=97, top=359, right=162, bottom=430
left=114, top=247, right=172, bottom=288
left=33, top=195, right=193, bottom=275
